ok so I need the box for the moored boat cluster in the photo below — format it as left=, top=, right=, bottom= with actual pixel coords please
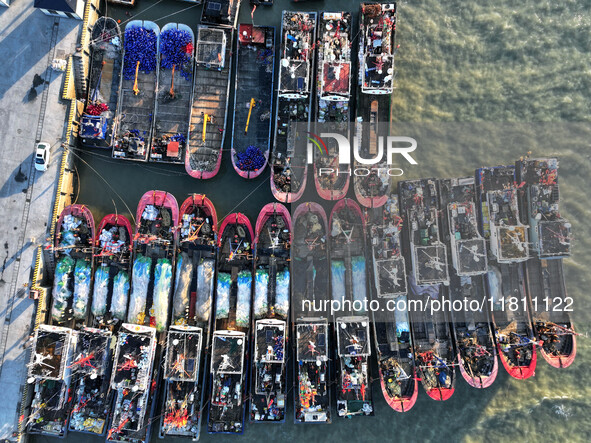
left=31, top=1, right=577, bottom=441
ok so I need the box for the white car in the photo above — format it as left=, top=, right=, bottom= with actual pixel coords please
left=34, top=142, right=50, bottom=171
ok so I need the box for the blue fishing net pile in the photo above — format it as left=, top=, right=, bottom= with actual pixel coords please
left=124, top=26, right=158, bottom=80
left=160, top=28, right=193, bottom=81
left=236, top=145, right=266, bottom=171
left=170, top=133, right=186, bottom=144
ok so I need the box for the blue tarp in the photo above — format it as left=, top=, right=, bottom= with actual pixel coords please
left=195, top=258, right=214, bottom=323
left=236, top=271, right=252, bottom=328
left=92, top=266, right=110, bottom=317
left=111, top=271, right=130, bottom=320
left=215, top=272, right=231, bottom=320
left=128, top=255, right=152, bottom=324
left=274, top=269, right=290, bottom=318
left=172, top=252, right=193, bottom=324
left=153, top=258, right=173, bottom=331
left=254, top=269, right=269, bottom=318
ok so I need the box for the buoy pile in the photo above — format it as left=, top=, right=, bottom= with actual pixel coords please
left=123, top=26, right=158, bottom=80
left=160, top=28, right=193, bottom=81
left=236, top=145, right=266, bottom=171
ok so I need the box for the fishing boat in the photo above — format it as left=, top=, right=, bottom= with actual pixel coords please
left=354, top=2, right=397, bottom=208
left=292, top=202, right=331, bottom=423
left=128, top=190, right=179, bottom=333
left=208, top=213, right=253, bottom=434
left=270, top=10, right=317, bottom=202
left=158, top=195, right=217, bottom=439
left=438, top=177, right=498, bottom=389
left=52, top=204, right=95, bottom=328
left=79, top=17, right=122, bottom=149
left=186, top=25, right=233, bottom=179
left=68, top=328, right=114, bottom=435
left=367, top=193, right=418, bottom=411
left=201, top=0, right=242, bottom=29
left=329, top=198, right=374, bottom=417
left=313, top=11, right=352, bottom=201
left=515, top=158, right=576, bottom=368
left=92, top=213, right=133, bottom=328
left=398, top=179, right=456, bottom=401
left=112, top=21, right=160, bottom=162
left=250, top=203, right=291, bottom=422
left=150, top=23, right=194, bottom=164
left=231, top=24, right=275, bottom=179
left=107, top=323, right=158, bottom=443
left=476, top=166, right=537, bottom=380
left=25, top=325, right=77, bottom=438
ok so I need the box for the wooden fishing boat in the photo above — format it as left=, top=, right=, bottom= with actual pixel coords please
left=438, top=177, right=498, bottom=389
left=270, top=10, right=317, bottom=202
left=52, top=205, right=95, bottom=328
left=159, top=194, right=217, bottom=440
left=292, top=202, right=332, bottom=423
left=79, top=17, right=123, bottom=149
left=399, top=179, right=456, bottom=401
left=476, top=166, right=537, bottom=380
left=207, top=213, right=253, bottom=434
left=112, top=21, right=160, bottom=162
left=329, top=198, right=374, bottom=417
left=354, top=2, right=397, bottom=208
left=250, top=203, right=291, bottom=422
left=313, top=11, right=352, bottom=201
left=367, top=192, right=418, bottom=411
left=231, top=24, right=275, bottom=179
left=150, top=23, right=194, bottom=164
left=186, top=25, right=233, bottom=179
left=515, top=158, right=576, bottom=369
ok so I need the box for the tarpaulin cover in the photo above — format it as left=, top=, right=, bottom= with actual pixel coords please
left=352, top=256, right=367, bottom=312
left=196, top=258, right=214, bottom=323
left=92, top=266, right=110, bottom=317
left=394, top=297, right=410, bottom=335
left=153, top=258, right=173, bottom=331
left=51, top=256, right=75, bottom=323
left=215, top=272, right=231, bottom=320
left=254, top=269, right=269, bottom=318
left=111, top=271, right=130, bottom=320
left=274, top=269, right=290, bottom=318
left=331, top=260, right=345, bottom=301
left=172, top=252, right=193, bottom=323
left=128, top=255, right=152, bottom=324
left=236, top=271, right=252, bottom=328
left=73, top=259, right=91, bottom=319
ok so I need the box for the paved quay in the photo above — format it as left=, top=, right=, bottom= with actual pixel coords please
left=0, top=3, right=80, bottom=440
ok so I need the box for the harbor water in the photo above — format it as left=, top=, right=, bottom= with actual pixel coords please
left=36, top=0, right=591, bottom=442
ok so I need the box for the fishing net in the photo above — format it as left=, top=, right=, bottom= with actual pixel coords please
left=92, top=266, right=110, bottom=317
left=195, top=258, right=214, bottom=323
left=254, top=269, right=269, bottom=318
left=128, top=255, right=152, bottom=324
left=331, top=260, right=345, bottom=301
left=274, top=269, right=290, bottom=317
left=172, top=252, right=193, bottom=323
left=51, top=256, right=75, bottom=323
left=215, top=272, right=231, bottom=320
left=111, top=271, right=130, bottom=320
left=351, top=256, right=367, bottom=312
left=153, top=258, right=173, bottom=331
left=236, top=271, right=252, bottom=328
left=73, top=259, right=91, bottom=319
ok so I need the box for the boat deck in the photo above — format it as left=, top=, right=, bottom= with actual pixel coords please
left=187, top=27, right=232, bottom=176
